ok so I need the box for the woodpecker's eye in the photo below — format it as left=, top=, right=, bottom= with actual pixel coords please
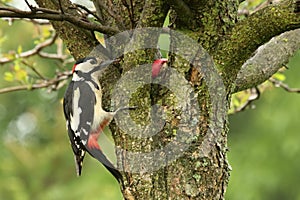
left=83, top=57, right=97, bottom=65
left=89, top=59, right=97, bottom=65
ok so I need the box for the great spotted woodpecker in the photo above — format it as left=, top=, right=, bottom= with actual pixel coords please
left=63, top=57, right=167, bottom=183
left=63, top=57, right=123, bottom=183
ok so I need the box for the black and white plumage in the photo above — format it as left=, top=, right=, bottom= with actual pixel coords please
left=63, top=57, right=122, bottom=183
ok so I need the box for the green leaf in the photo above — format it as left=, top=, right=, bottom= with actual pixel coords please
left=14, top=61, right=21, bottom=71
left=4, top=72, right=14, bottom=82
left=0, top=0, right=12, bottom=4
left=0, top=36, right=7, bottom=45
left=33, top=40, right=40, bottom=45
left=42, top=28, right=51, bottom=38
left=15, top=69, right=28, bottom=83
left=17, top=45, right=22, bottom=55
left=273, top=73, right=286, bottom=81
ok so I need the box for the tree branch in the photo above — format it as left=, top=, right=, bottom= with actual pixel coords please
left=230, top=87, right=260, bottom=114
left=92, top=0, right=122, bottom=27
left=120, top=0, right=135, bottom=28
left=0, top=33, right=60, bottom=64
left=72, top=3, right=101, bottom=21
left=21, top=60, right=47, bottom=80
left=0, top=6, right=119, bottom=35
left=0, top=71, right=71, bottom=94
left=269, top=77, right=300, bottom=93
left=234, top=28, right=300, bottom=92
left=33, top=0, right=105, bottom=60
left=121, top=0, right=169, bottom=73
left=214, top=1, right=300, bottom=87
left=136, top=0, right=169, bottom=28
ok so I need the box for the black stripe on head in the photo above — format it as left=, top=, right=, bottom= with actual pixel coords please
left=89, top=59, right=116, bottom=74
left=75, top=57, right=97, bottom=65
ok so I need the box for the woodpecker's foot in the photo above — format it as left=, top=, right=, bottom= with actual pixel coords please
left=115, top=106, right=138, bottom=113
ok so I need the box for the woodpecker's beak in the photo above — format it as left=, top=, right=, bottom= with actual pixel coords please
left=99, top=59, right=117, bottom=67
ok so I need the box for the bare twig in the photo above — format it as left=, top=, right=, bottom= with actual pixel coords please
left=0, top=33, right=58, bottom=64
left=296, top=0, right=300, bottom=12
left=96, top=0, right=121, bottom=23
left=92, top=0, right=124, bottom=31
left=38, top=51, right=68, bottom=61
left=24, top=0, right=35, bottom=11
left=129, top=0, right=134, bottom=24
left=0, top=6, right=119, bottom=35
left=269, top=78, right=300, bottom=93
left=230, top=87, right=260, bottom=114
left=73, top=3, right=100, bottom=21
left=0, top=71, right=71, bottom=94
left=58, top=0, right=64, bottom=14
left=21, top=60, right=47, bottom=80
left=121, top=0, right=135, bottom=28
left=2, top=17, right=51, bottom=25
left=27, top=19, right=50, bottom=25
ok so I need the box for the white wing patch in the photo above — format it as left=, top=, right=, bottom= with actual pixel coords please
left=82, top=128, right=89, bottom=136
left=70, top=88, right=82, bottom=135
left=74, top=138, right=81, bottom=149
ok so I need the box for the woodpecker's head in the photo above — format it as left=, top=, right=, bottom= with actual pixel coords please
left=152, top=58, right=168, bottom=78
left=72, top=57, right=115, bottom=81
left=72, top=57, right=98, bottom=74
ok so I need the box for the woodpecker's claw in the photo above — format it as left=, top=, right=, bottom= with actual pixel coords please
left=114, top=106, right=138, bottom=114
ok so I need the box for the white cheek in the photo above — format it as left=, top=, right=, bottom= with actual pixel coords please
left=75, top=61, right=96, bottom=73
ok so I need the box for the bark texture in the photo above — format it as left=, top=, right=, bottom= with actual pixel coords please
left=34, top=0, right=102, bottom=60
left=235, top=29, right=300, bottom=92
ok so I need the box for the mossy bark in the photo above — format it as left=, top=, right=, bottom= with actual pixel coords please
left=34, top=0, right=100, bottom=60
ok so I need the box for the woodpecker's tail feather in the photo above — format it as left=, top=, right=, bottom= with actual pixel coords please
left=86, top=147, right=123, bottom=183
left=74, top=151, right=85, bottom=176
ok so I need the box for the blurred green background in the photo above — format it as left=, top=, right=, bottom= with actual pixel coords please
left=1, top=1, right=300, bottom=199
left=227, top=51, right=300, bottom=200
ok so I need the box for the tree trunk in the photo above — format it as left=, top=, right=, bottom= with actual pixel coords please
left=109, top=1, right=234, bottom=198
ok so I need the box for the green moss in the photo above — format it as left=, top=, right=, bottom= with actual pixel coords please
left=193, top=174, right=202, bottom=182
left=214, top=3, right=300, bottom=88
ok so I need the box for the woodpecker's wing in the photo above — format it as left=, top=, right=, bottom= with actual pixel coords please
left=63, top=81, right=95, bottom=176
left=73, top=82, right=123, bottom=183
left=63, top=75, right=122, bottom=183
left=63, top=81, right=85, bottom=176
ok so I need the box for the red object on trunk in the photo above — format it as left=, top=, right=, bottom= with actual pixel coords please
left=152, top=58, right=168, bottom=78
